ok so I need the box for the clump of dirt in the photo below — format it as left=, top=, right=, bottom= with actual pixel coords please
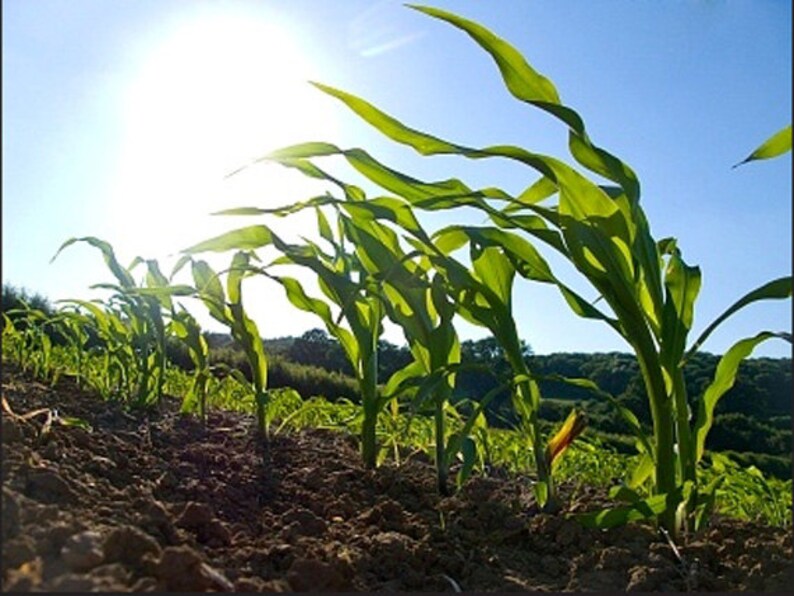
left=2, top=363, right=792, bottom=591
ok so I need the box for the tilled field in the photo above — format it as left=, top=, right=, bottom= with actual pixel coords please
left=2, top=363, right=792, bottom=592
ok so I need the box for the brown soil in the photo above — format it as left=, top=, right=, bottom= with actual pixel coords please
left=2, top=363, right=792, bottom=592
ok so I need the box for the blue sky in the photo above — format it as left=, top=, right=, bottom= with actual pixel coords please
left=3, top=0, right=791, bottom=357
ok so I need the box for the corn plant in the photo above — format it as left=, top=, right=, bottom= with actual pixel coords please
left=195, top=160, right=549, bottom=495
left=174, top=254, right=270, bottom=436
left=336, top=210, right=462, bottom=494
left=52, top=238, right=193, bottom=407
left=57, top=298, right=136, bottom=400
left=229, top=4, right=791, bottom=536
left=46, top=307, right=93, bottom=388
left=169, top=307, right=212, bottom=424
left=2, top=303, right=57, bottom=383
left=184, top=206, right=390, bottom=467
left=706, top=452, right=792, bottom=529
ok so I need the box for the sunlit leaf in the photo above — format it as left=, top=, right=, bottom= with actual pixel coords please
left=733, top=125, right=792, bottom=168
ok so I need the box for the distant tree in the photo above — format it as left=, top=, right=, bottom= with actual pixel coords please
left=376, top=339, right=412, bottom=383
left=287, top=328, right=352, bottom=376
left=2, top=283, right=54, bottom=320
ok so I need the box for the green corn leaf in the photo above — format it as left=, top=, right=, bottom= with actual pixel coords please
left=343, top=196, right=432, bottom=245
left=316, top=207, right=334, bottom=244
left=234, top=304, right=268, bottom=392
left=306, top=84, right=627, bottom=196
left=408, top=4, right=561, bottom=105
left=190, top=260, right=229, bottom=325
left=577, top=492, right=672, bottom=529
left=659, top=243, right=701, bottom=369
left=130, top=285, right=195, bottom=298
left=383, top=358, right=427, bottom=400
left=57, top=299, right=114, bottom=335
left=693, top=474, right=725, bottom=532
left=227, top=251, right=252, bottom=306
left=685, top=276, right=792, bottom=359
left=456, top=435, right=478, bottom=487
left=609, top=485, right=644, bottom=504
left=408, top=4, right=640, bottom=200
left=170, top=254, right=193, bottom=280
left=51, top=237, right=135, bottom=289
left=144, top=259, right=169, bottom=288
left=534, top=481, right=549, bottom=509
left=503, top=176, right=558, bottom=212
left=628, top=452, right=655, bottom=489
left=271, top=274, right=361, bottom=369
left=212, top=193, right=339, bottom=218
left=226, top=142, right=339, bottom=177
left=56, top=416, right=93, bottom=432
left=632, top=207, right=666, bottom=339
left=274, top=275, right=336, bottom=328
left=693, top=331, right=789, bottom=463
left=312, top=83, right=463, bottom=156
left=733, top=125, right=792, bottom=168
left=183, top=225, right=276, bottom=254
left=472, top=245, right=514, bottom=308
left=436, top=224, right=622, bottom=333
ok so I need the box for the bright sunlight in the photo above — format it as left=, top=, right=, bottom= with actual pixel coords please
left=109, top=6, right=338, bottom=259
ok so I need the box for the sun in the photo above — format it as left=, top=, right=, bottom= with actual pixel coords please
left=108, top=5, right=339, bottom=261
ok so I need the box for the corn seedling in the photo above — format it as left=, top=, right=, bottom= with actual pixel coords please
left=51, top=238, right=193, bottom=408
left=170, top=308, right=212, bottom=424
left=2, top=303, right=59, bottom=384
left=175, top=254, right=271, bottom=436
left=184, top=205, right=390, bottom=468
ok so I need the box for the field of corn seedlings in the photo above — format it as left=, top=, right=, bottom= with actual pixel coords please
left=2, top=4, right=792, bottom=592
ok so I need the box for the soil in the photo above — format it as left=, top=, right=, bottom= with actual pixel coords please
left=2, top=362, right=792, bottom=592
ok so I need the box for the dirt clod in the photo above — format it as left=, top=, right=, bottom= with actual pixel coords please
left=61, top=530, right=104, bottom=571
left=103, top=525, right=162, bottom=567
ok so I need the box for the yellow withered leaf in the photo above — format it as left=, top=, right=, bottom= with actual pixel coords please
left=545, top=408, right=587, bottom=468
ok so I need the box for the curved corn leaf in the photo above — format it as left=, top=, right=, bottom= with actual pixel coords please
left=693, top=331, right=789, bottom=463
left=190, top=260, right=229, bottom=325
left=685, top=276, right=792, bottom=360
left=577, top=491, right=675, bottom=529
left=128, top=285, right=195, bottom=298
left=628, top=452, right=655, bottom=489
left=183, top=225, right=276, bottom=254
left=733, top=125, right=792, bottom=168
left=57, top=299, right=116, bottom=336
left=432, top=224, right=621, bottom=333
left=51, top=236, right=135, bottom=289
left=407, top=4, right=640, bottom=201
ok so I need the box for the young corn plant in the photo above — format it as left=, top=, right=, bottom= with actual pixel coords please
left=339, top=209, right=462, bottom=494
left=169, top=307, right=212, bottom=425
left=46, top=307, right=93, bottom=388
left=52, top=237, right=193, bottom=407
left=233, top=4, right=790, bottom=536
left=2, top=303, right=51, bottom=378
left=57, top=298, right=136, bottom=400
left=184, top=210, right=389, bottom=468
left=174, top=254, right=270, bottom=436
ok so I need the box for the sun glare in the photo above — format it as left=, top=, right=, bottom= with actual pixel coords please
left=110, top=7, right=338, bottom=259
left=104, top=7, right=344, bottom=338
